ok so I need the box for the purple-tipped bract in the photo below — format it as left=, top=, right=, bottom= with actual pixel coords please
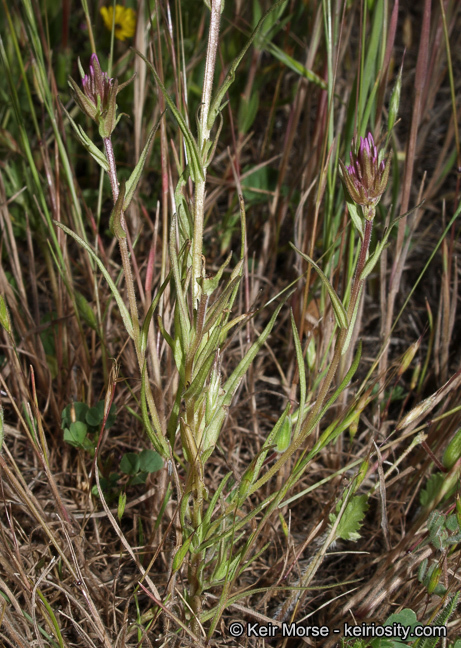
left=339, top=132, right=391, bottom=219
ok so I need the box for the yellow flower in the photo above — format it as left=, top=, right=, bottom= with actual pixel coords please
left=100, top=5, right=136, bottom=42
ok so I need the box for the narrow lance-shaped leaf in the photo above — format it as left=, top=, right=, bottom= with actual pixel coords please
left=252, top=342, right=362, bottom=497
left=109, top=179, right=127, bottom=239
left=172, top=533, right=195, bottom=572
left=203, top=111, right=224, bottom=168
left=0, top=295, right=11, bottom=335
left=223, top=197, right=246, bottom=323
left=188, top=325, right=221, bottom=385
left=140, top=272, right=171, bottom=356
left=59, top=100, right=109, bottom=172
left=201, top=296, right=289, bottom=458
left=341, top=285, right=363, bottom=356
left=132, top=49, right=204, bottom=182
left=157, top=315, right=175, bottom=354
left=202, top=472, right=233, bottom=532
left=182, top=347, right=218, bottom=402
left=289, top=343, right=363, bottom=466
left=140, top=361, right=169, bottom=458
left=266, top=42, right=327, bottom=89
left=388, top=60, right=403, bottom=137
left=360, top=203, right=424, bottom=281
left=207, top=0, right=287, bottom=131
left=123, top=113, right=164, bottom=211
left=313, top=341, right=362, bottom=435
left=290, top=311, right=306, bottom=439
left=172, top=308, right=187, bottom=383
left=250, top=405, right=291, bottom=486
left=346, top=198, right=364, bottom=240
left=55, top=222, right=134, bottom=339
left=197, top=252, right=232, bottom=296
left=218, top=312, right=250, bottom=340
left=203, top=274, right=241, bottom=335
left=169, top=214, right=191, bottom=345
left=219, top=297, right=288, bottom=408
left=290, top=243, right=348, bottom=329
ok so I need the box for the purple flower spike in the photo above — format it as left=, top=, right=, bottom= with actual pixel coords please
left=339, top=132, right=391, bottom=220
left=68, top=54, right=135, bottom=139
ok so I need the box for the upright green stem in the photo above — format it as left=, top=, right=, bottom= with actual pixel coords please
left=303, top=217, right=373, bottom=433
left=249, top=217, right=374, bottom=494
left=209, top=217, right=373, bottom=633
left=192, top=0, right=222, bottom=306
left=186, top=2, right=222, bottom=629
left=103, top=137, right=166, bottom=455
left=298, top=219, right=372, bottom=441
left=103, top=137, right=140, bottom=349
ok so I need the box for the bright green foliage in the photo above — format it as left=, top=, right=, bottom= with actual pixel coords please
left=0, top=404, right=3, bottom=453
left=118, top=491, right=127, bottom=520
left=0, top=296, right=11, bottom=335
left=291, top=243, right=349, bottom=329
left=62, top=400, right=116, bottom=454
left=274, top=415, right=292, bottom=453
left=120, top=449, right=163, bottom=485
left=91, top=449, right=163, bottom=503
left=420, top=468, right=460, bottom=512
left=330, top=494, right=369, bottom=542
left=413, top=593, right=459, bottom=648
left=416, top=510, right=461, bottom=596
left=62, top=400, right=162, bottom=497
left=74, top=291, right=98, bottom=331
left=91, top=472, right=120, bottom=500
left=420, top=473, right=446, bottom=507
left=342, top=606, right=457, bottom=648
left=443, top=428, right=461, bottom=469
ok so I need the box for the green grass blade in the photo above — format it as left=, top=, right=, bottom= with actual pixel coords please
left=290, top=243, right=348, bottom=329
left=55, top=222, right=134, bottom=339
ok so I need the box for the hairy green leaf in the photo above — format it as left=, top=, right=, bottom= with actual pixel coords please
left=330, top=494, right=368, bottom=542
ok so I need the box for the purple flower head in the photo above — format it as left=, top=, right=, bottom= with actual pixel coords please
left=81, top=54, right=114, bottom=110
left=339, top=132, right=391, bottom=220
left=68, top=54, right=135, bottom=139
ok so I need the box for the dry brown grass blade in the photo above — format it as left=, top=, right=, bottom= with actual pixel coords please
left=94, top=463, right=162, bottom=601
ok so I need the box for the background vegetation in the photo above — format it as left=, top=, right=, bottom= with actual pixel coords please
left=0, top=0, right=461, bottom=646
